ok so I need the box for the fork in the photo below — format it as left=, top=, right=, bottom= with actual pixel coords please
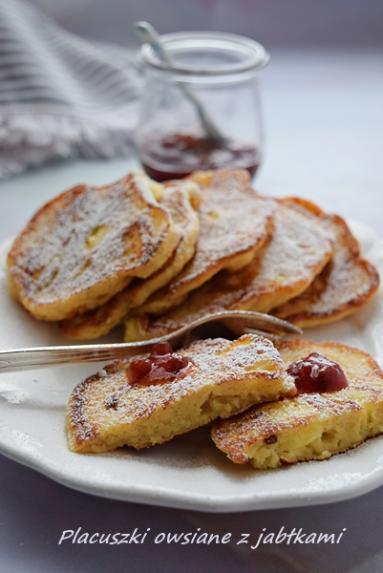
left=0, top=310, right=301, bottom=373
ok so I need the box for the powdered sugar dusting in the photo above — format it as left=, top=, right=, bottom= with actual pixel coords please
left=212, top=339, right=383, bottom=464
left=60, top=179, right=200, bottom=337
left=133, top=198, right=334, bottom=338
left=145, top=170, right=275, bottom=303
left=8, top=172, right=172, bottom=308
left=274, top=212, right=380, bottom=325
left=68, top=334, right=284, bottom=445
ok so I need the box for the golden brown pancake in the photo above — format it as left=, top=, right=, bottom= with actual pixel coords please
left=274, top=204, right=379, bottom=327
left=66, top=334, right=296, bottom=453
left=59, top=180, right=200, bottom=339
left=7, top=173, right=179, bottom=321
left=211, top=338, right=383, bottom=469
left=124, top=197, right=334, bottom=341
left=138, top=169, right=276, bottom=315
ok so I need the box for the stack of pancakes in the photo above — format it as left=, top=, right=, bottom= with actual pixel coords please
left=7, top=169, right=379, bottom=338
left=7, top=170, right=383, bottom=469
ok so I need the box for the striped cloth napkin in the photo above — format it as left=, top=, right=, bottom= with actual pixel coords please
left=0, top=0, right=143, bottom=178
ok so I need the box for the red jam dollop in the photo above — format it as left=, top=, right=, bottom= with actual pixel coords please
left=140, top=133, right=260, bottom=182
left=127, top=342, right=191, bottom=386
left=287, top=352, right=348, bottom=394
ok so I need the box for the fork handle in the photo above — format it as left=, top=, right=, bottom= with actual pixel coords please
left=0, top=310, right=301, bottom=373
left=0, top=341, right=157, bottom=372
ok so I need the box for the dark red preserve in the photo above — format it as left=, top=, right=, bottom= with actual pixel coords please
left=287, top=352, right=348, bottom=394
left=127, top=342, right=191, bottom=386
left=140, top=133, right=260, bottom=182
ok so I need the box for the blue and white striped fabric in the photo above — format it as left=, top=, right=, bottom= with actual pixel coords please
left=0, top=0, right=142, bottom=178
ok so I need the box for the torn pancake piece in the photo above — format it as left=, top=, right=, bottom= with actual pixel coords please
left=66, top=334, right=296, bottom=453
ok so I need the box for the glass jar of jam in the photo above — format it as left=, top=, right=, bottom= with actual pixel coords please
left=136, top=32, right=269, bottom=182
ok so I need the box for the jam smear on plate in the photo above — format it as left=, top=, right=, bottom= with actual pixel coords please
left=287, top=352, right=348, bottom=394
left=140, top=133, right=260, bottom=182
left=127, top=342, right=191, bottom=386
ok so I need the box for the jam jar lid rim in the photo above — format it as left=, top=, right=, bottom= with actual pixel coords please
left=140, top=31, right=270, bottom=76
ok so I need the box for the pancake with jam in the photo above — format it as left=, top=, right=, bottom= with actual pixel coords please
left=7, top=173, right=179, bottom=321
left=59, top=180, right=201, bottom=339
left=66, top=334, right=296, bottom=453
left=138, top=169, right=276, bottom=315
left=212, top=338, right=383, bottom=469
left=124, top=197, right=334, bottom=342
left=274, top=200, right=380, bottom=327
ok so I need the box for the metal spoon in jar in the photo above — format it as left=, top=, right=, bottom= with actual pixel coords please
left=134, top=20, right=227, bottom=147
left=0, top=310, right=302, bottom=372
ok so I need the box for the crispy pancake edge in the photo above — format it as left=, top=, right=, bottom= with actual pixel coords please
left=66, top=334, right=296, bottom=452
left=211, top=338, right=383, bottom=466
left=274, top=210, right=380, bottom=327
left=7, top=173, right=179, bottom=321
left=59, top=182, right=201, bottom=339
left=138, top=170, right=276, bottom=315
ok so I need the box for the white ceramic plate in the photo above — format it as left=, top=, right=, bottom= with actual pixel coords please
left=0, top=222, right=383, bottom=513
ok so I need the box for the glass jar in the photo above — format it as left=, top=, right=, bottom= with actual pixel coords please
left=136, top=32, right=269, bottom=182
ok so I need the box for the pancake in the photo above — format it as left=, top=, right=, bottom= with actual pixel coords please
left=124, top=197, right=334, bottom=341
left=59, top=180, right=200, bottom=339
left=66, top=334, right=296, bottom=453
left=211, top=339, right=383, bottom=469
left=274, top=205, right=379, bottom=327
left=138, top=169, right=275, bottom=315
left=7, top=173, right=178, bottom=321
